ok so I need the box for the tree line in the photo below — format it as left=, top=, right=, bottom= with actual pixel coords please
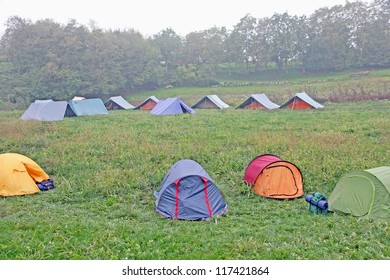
left=0, top=0, right=389, bottom=104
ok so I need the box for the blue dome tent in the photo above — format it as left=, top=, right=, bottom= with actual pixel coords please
left=154, top=159, right=227, bottom=220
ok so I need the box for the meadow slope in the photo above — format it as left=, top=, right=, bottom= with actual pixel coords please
left=0, top=100, right=389, bottom=260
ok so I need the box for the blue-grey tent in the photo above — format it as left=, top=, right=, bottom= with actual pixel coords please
left=154, top=159, right=228, bottom=220
left=68, top=98, right=108, bottom=116
left=150, top=97, right=195, bottom=115
left=21, top=100, right=75, bottom=121
left=105, top=96, right=135, bottom=110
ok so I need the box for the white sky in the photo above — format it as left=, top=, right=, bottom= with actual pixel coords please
left=0, top=0, right=365, bottom=37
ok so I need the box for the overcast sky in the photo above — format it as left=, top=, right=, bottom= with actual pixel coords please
left=0, top=0, right=367, bottom=37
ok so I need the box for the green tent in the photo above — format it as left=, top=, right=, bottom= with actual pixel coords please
left=67, top=98, right=108, bottom=116
left=328, top=166, right=390, bottom=221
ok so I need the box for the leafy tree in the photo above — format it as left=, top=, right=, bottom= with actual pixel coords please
left=361, top=0, right=390, bottom=66
left=230, top=14, right=258, bottom=68
left=253, top=17, right=272, bottom=70
left=115, top=29, right=162, bottom=90
left=307, top=5, right=351, bottom=71
left=267, top=12, right=299, bottom=71
left=0, top=17, right=162, bottom=101
left=183, top=31, right=209, bottom=66
left=294, top=16, right=310, bottom=72
left=152, top=28, right=183, bottom=71
left=202, top=27, right=228, bottom=68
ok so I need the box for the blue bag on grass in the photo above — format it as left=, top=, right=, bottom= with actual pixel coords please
left=306, top=192, right=328, bottom=214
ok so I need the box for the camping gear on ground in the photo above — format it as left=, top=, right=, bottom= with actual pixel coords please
left=0, top=153, right=53, bottom=197
left=280, top=92, right=324, bottom=109
left=328, top=166, right=390, bottom=221
left=134, top=96, right=159, bottom=110
left=151, top=98, right=195, bottom=115
left=67, top=98, right=108, bottom=116
left=36, top=179, right=55, bottom=191
left=21, top=100, right=74, bottom=121
left=236, top=94, right=280, bottom=110
left=154, top=159, right=228, bottom=220
left=192, top=95, right=230, bottom=109
left=104, top=96, right=135, bottom=110
left=306, top=192, right=329, bottom=214
left=244, top=154, right=304, bottom=199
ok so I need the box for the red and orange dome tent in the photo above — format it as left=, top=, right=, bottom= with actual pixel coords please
left=244, top=154, right=304, bottom=199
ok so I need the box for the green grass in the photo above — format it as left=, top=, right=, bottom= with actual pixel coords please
left=0, top=100, right=389, bottom=260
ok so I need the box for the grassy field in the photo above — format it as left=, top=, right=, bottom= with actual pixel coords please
left=0, top=99, right=389, bottom=260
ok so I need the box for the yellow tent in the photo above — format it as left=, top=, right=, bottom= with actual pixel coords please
left=0, top=153, right=50, bottom=197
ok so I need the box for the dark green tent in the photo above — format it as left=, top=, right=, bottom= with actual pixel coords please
left=328, top=166, right=390, bottom=221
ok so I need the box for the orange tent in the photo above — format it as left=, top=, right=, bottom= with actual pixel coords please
left=244, top=154, right=304, bottom=199
left=280, top=92, right=324, bottom=110
left=134, top=96, right=159, bottom=110
left=0, top=153, right=50, bottom=197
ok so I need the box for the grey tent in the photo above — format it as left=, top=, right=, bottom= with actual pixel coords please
left=154, top=159, right=228, bottom=220
left=237, top=94, right=280, bottom=109
left=21, top=101, right=75, bottom=121
left=134, top=96, right=159, bottom=110
left=280, top=92, right=324, bottom=109
left=192, top=95, right=230, bottom=109
left=68, top=98, right=108, bottom=116
left=105, top=96, right=135, bottom=110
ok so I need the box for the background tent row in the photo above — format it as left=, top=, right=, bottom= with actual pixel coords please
left=236, top=92, right=323, bottom=110
left=21, top=92, right=324, bottom=121
left=105, top=92, right=323, bottom=113
left=189, top=92, right=322, bottom=110
left=21, top=98, right=108, bottom=121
